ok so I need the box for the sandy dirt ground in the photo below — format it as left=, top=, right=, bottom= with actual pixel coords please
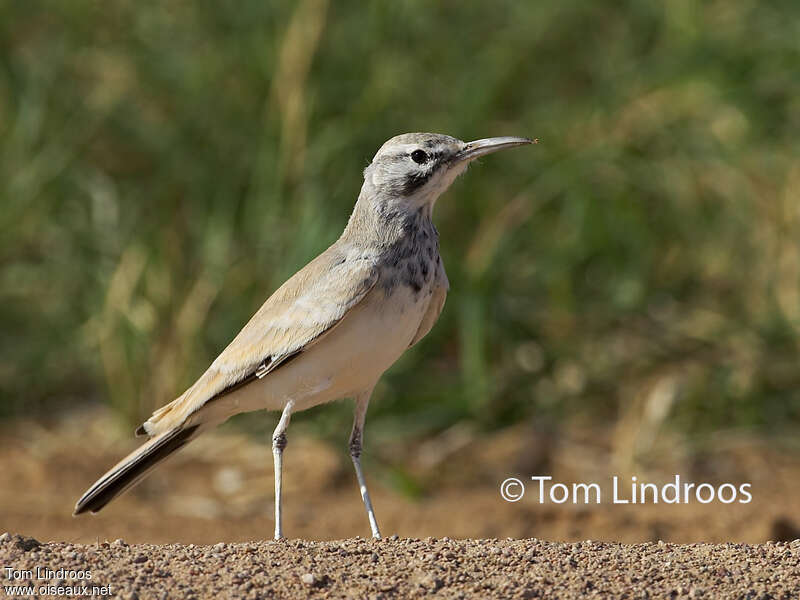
left=1, top=533, right=799, bottom=599
left=3, top=408, right=800, bottom=597
left=3, top=408, right=800, bottom=546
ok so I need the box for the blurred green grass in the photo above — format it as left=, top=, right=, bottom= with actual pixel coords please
left=1, top=0, right=799, bottom=450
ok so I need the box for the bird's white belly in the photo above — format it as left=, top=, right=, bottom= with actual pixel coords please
left=223, top=284, right=431, bottom=415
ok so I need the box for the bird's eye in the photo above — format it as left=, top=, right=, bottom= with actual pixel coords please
left=410, top=149, right=428, bottom=164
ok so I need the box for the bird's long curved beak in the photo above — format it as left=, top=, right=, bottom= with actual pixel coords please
left=455, top=136, right=535, bottom=162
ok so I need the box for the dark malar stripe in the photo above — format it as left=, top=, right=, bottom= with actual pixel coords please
left=401, top=170, right=432, bottom=194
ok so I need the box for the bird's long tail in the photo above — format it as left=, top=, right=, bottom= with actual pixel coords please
left=73, top=424, right=200, bottom=515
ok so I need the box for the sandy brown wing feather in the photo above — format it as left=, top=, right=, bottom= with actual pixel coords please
left=140, top=247, right=379, bottom=435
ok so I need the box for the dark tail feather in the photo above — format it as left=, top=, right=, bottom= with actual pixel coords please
left=73, top=424, right=200, bottom=515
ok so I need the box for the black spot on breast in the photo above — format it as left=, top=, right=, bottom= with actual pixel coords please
left=398, top=243, right=414, bottom=260
left=378, top=209, right=440, bottom=297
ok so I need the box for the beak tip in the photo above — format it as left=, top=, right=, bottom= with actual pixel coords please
left=456, top=135, right=537, bottom=161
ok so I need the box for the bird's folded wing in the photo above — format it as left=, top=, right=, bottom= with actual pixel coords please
left=140, top=248, right=379, bottom=435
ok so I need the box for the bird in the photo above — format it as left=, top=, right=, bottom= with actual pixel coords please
left=73, top=132, right=534, bottom=539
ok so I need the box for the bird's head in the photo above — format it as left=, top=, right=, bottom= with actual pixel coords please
left=362, top=132, right=533, bottom=213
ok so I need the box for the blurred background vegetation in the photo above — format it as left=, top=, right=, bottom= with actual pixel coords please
left=1, top=0, right=799, bottom=458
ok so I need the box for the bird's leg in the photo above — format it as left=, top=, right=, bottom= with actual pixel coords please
left=350, top=389, right=381, bottom=539
left=272, top=399, right=295, bottom=540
